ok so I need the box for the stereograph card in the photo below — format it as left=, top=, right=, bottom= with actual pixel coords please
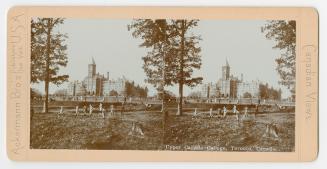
left=6, top=6, right=318, bottom=161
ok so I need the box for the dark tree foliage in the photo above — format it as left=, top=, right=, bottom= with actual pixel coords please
left=262, top=20, right=296, bottom=98
left=128, top=19, right=203, bottom=116
left=124, top=81, right=148, bottom=98
left=128, top=19, right=176, bottom=136
left=128, top=19, right=176, bottom=87
left=53, top=89, right=67, bottom=96
left=31, top=20, right=45, bottom=83
left=188, top=91, right=202, bottom=99
left=259, top=83, right=282, bottom=100
left=31, top=18, right=69, bottom=113
left=30, top=88, right=42, bottom=99
left=243, top=92, right=252, bottom=98
left=109, top=90, right=119, bottom=97
left=171, top=20, right=203, bottom=115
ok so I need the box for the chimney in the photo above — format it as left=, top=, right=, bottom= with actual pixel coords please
left=107, top=72, right=109, bottom=80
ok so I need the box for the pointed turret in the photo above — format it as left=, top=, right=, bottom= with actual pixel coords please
left=88, top=57, right=96, bottom=77
left=222, top=58, right=230, bottom=80
left=92, top=57, right=96, bottom=65
left=225, top=58, right=229, bottom=67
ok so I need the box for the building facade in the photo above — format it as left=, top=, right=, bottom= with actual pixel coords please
left=67, top=58, right=126, bottom=96
left=67, top=80, right=86, bottom=96
left=201, top=59, right=259, bottom=98
left=201, top=82, right=219, bottom=98
left=237, top=80, right=260, bottom=98
left=103, top=77, right=126, bottom=96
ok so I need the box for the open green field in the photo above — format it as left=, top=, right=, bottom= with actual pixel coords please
left=30, top=110, right=295, bottom=152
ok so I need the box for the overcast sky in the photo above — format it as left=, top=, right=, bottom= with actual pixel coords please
left=32, top=19, right=291, bottom=98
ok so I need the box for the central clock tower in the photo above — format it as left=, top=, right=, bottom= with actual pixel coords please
left=222, top=59, right=230, bottom=80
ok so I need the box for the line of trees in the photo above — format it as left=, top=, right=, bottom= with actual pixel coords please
left=262, top=20, right=296, bottom=100
left=259, top=83, right=282, bottom=101
left=124, top=81, right=148, bottom=98
left=31, top=18, right=69, bottom=113
left=31, top=88, right=42, bottom=100
left=128, top=19, right=203, bottom=117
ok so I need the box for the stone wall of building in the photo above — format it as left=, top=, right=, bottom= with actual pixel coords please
left=201, top=82, right=219, bottom=98
left=103, top=77, right=126, bottom=96
left=67, top=81, right=86, bottom=96
left=237, top=80, right=260, bottom=98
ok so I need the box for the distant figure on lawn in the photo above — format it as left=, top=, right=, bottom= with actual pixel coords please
left=75, top=105, right=79, bottom=115
left=110, top=104, right=114, bottom=115
left=193, top=108, right=198, bottom=116
left=243, top=106, right=248, bottom=118
left=233, top=105, right=240, bottom=122
left=59, top=106, right=64, bottom=114
left=209, top=108, right=213, bottom=117
left=57, top=106, right=64, bottom=117
left=89, top=104, right=93, bottom=115
left=223, top=106, right=227, bottom=118
left=99, top=103, right=104, bottom=118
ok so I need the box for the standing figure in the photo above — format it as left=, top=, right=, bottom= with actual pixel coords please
left=99, top=103, right=103, bottom=112
left=75, top=105, right=79, bottom=115
left=59, top=106, right=64, bottom=114
left=193, top=108, right=198, bottom=116
left=223, top=106, right=227, bottom=118
left=42, top=101, right=46, bottom=113
left=99, top=103, right=105, bottom=118
left=110, top=104, right=114, bottom=116
left=89, top=104, right=93, bottom=115
left=233, top=105, right=240, bottom=122
left=57, top=106, right=64, bottom=118
left=83, top=105, right=87, bottom=114
left=209, top=108, right=213, bottom=117
left=243, top=106, right=248, bottom=118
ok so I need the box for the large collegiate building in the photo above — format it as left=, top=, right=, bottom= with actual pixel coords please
left=67, top=58, right=126, bottom=96
left=201, top=60, right=259, bottom=98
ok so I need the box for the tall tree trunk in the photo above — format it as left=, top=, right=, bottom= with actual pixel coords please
left=178, top=82, right=183, bottom=115
left=162, top=94, right=165, bottom=113
left=44, top=19, right=52, bottom=114
left=162, top=44, right=169, bottom=144
left=177, top=21, right=186, bottom=116
left=162, top=90, right=168, bottom=144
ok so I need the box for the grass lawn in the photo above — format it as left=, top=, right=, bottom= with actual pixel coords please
left=30, top=110, right=295, bottom=152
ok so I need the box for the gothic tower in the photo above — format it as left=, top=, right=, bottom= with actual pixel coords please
left=222, top=59, right=230, bottom=80
left=88, top=57, right=96, bottom=77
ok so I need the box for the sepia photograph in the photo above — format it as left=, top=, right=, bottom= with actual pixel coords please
left=30, top=18, right=296, bottom=152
